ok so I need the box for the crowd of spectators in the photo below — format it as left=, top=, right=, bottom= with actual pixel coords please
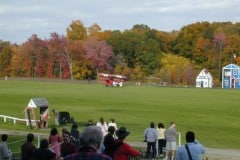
left=0, top=119, right=205, bottom=160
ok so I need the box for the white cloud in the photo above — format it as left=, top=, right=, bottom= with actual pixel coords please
left=0, top=0, right=240, bottom=44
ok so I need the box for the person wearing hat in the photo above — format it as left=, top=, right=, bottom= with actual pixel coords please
left=113, top=127, right=140, bottom=160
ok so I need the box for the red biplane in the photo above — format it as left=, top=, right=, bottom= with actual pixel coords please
left=97, top=73, right=127, bottom=87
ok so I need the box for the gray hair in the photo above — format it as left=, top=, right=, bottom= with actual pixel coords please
left=79, top=125, right=103, bottom=151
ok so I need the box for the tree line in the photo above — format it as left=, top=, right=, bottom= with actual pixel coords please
left=1, top=20, right=240, bottom=85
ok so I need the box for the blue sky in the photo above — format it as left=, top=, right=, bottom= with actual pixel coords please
left=0, top=0, right=240, bottom=44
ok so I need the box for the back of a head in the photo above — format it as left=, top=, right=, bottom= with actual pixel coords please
left=110, top=118, right=115, bottom=123
left=27, top=133, right=34, bottom=142
left=100, top=117, right=104, bottom=124
left=79, top=126, right=103, bottom=150
left=150, top=122, right=155, bottom=128
left=170, top=122, right=176, bottom=128
left=71, top=123, right=78, bottom=129
left=50, top=127, right=58, bottom=136
left=40, top=139, right=49, bottom=149
left=1, top=134, right=8, bottom=142
left=186, top=131, right=195, bottom=143
left=62, top=126, right=68, bottom=133
left=108, top=126, right=115, bottom=134
left=158, top=123, right=164, bottom=129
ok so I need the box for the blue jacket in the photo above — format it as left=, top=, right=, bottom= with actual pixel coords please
left=176, top=141, right=205, bottom=160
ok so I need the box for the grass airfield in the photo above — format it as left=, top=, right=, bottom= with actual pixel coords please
left=0, top=78, right=239, bottom=152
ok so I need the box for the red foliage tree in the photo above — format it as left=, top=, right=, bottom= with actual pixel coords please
left=85, top=38, right=113, bottom=73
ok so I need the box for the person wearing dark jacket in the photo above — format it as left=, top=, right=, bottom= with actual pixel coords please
left=103, top=126, right=116, bottom=158
left=60, top=131, right=77, bottom=158
left=21, top=133, right=36, bottom=160
left=70, top=123, right=80, bottom=149
left=35, top=139, right=56, bottom=160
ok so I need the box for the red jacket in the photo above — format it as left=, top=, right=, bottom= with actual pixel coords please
left=113, top=140, right=140, bottom=160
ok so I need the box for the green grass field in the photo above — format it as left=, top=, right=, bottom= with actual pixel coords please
left=0, top=79, right=239, bottom=152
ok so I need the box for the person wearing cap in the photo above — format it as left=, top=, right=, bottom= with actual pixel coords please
left=175, top=131, right=205, bottom=160
left=103, top=126, right=116, bottom=158
left=113, top=127, right=140, bottom=160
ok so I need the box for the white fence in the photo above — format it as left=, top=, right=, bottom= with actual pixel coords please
left=0, top=114, right=37, bottom=126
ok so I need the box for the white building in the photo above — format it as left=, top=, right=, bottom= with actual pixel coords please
left=196, top=69, right=213, bottom=88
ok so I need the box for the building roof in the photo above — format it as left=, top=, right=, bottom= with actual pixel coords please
left=196, top=69, right=212, bottom=80
left=222, top=64, right=239, bottom=69
left=27, top=97, right=49, bottom=108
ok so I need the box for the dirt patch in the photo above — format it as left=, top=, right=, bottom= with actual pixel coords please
left=205, top=148, right=240, bottom=160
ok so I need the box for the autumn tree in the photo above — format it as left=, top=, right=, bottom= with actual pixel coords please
left=224, top=35, right=240, bottom=65
left=11, top=45, right=31, bottom=77
left=156, top=30, right=178, bottom=53
left=172, top=22, right=212, bottom=59
left=66, top=40, right=90, bottom=80
left=0, top=41, right=14, bottom=76
left=47, top=33, right=64, bottom=78
left=67, top=20, right=87, bottom=40
left=87, top=23, right=102, bottom=39
left=11, top=34, right=48, bottom=77
left=85, top=38, right=113, bottom=74
left=159, top=54, right=196, bottom=84
left=193, top=37, right=215, bottom=69
left=48, top=33, right=73, bottom=79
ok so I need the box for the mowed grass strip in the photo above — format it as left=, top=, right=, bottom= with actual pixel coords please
left=0, top=79, right=239, bottom=150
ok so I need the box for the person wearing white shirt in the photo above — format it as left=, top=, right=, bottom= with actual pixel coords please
left=108, top=118, right=117, bottom=130
left=157, top=123, right=166, bottom=157
left=96, top=117, right=108, bottom=136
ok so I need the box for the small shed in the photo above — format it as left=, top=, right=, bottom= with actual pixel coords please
left=196, top=69, right=213, bottom=88
left=24, top=97, right=50, bottom=128
left=222, top=64, right=240, bottom=88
